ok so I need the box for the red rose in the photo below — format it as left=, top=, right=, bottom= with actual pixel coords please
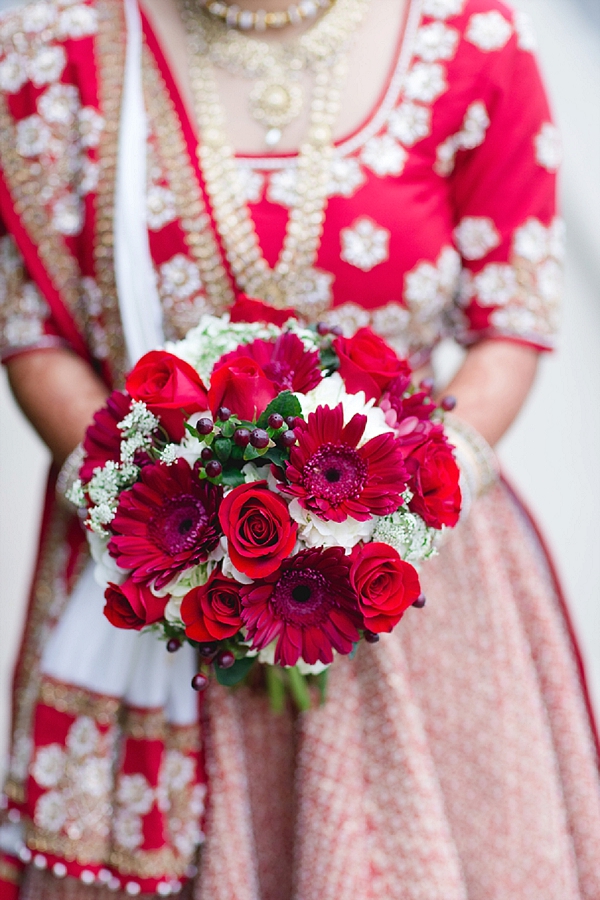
left=219, top=481, right=297, bottom=579
left=104, top=578, right=167, bottom=631
left=333, top=327, right=410, bottom=402
left=208, top=357, right=277, bottom=422
left=405, top=429, right=461, bottom=528
left=181, top=570, right=243, bottom=642
left=229, top=293, right=297, bottom=326
left=125, top=350, right=209, bottom=441
left=350, top=543, right=421, bottom=633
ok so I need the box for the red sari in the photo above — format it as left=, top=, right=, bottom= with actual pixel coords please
left=1, top=0, right=599, bottom=897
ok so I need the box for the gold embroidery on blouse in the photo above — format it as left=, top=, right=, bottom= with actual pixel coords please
left=39, top=677, right=120, bottom=725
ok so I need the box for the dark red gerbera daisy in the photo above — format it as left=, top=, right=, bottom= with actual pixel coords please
left=81, top=390, right=132, bottom=483
left=215, top=332, right=321, bottom=394
left=281, top=403, right=408, bottom=522
left=240, top=547, right=362, bottom=667
left=108, top=457, right=222, bottom=590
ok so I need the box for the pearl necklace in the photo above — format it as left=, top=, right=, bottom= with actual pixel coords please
left=197, top=0, right=334, bottom=32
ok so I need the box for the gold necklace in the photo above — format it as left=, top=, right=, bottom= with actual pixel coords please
left=180, top=0, right=370, bottom=317
left=197, top=0, right=335, bottom=32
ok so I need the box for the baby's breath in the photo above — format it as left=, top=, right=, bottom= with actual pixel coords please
left=372, top=495, right=438, bottom=563
left=118, top=400, right=160, bottom=437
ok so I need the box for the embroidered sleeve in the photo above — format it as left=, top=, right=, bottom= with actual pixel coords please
left=447, top=19, right=562, bottom=351
left=0, top=224, right=68, bottom=362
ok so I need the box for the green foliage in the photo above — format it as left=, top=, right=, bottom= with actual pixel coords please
left=214, top=655, right=256, bottom=686
left=257, top=391, right=302, bottom=428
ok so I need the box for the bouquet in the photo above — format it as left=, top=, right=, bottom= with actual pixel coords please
left=69, top=301, right=462, bottom=708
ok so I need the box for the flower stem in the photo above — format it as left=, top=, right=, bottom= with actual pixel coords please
left=287, top=666, right=312, bottom=712
left=265, top=665, right=286, bottom=714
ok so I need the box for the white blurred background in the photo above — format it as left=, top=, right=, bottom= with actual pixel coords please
left=1, top=0, right=599, bottom=773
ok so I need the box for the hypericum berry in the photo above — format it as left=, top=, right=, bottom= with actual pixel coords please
left=267, top=413, right=284, bottom=430
left=419, top=377, right=434, bottom=394
left=364, top=630, right=380, bottom=644
left=280, top=430, right=297, bottom=448
left=233, top=428, right=251, bottom=447
left=216, top=650, right=235, bottom=669
left=205, top=459, right=223, bottom=478
left=198, top=642, right=219, bottom=661
left=201, top=447, right=213, bottom=461
left=441, top=395, right=457, bottom=412
left=413, top=594, right=427, bottom=609
left=197, top=417, right=214, bottom=435
left=166, top=638, right=181, bottom=653
left=330, top=325, right=343, bottom=336
left=285, top=415, right=296, bottom=428
left=217, top=406, right=231, bottom=421
left=316, top=322, right=330, bottom=335
left=191, top=672, right=209, bottom=691
left=250, top=428, right=270, bottom=449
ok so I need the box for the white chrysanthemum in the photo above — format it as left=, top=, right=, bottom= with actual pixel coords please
left=404, top=62, right=447, bottom=104
left=242, top=460, right=281, bottom=493
left=297, top=372, right=393, bottom=445
left=66, top=717, right=99, bottom=758
left=28, top=44, right=67, bottom=87
left=473, top=263, right=517, bottom=306
left=327, top=156, right=365, bottom=198
left=147, top=185, right=177, bottom=231
left=361, top=135, right=407, bottom=178
left=32, top=744, right=66, bottom=788
left=0, top=53, right=28, bottom=94
left=116, top=774, right=154, bottom=815
left=88, top=530, right=129, bottom=587
left=296, top=658, right=331, bottom=676
left=16, top=115, right=51, bottom=157
left=388, top=101, right=431, bottom=147
left=371, top=508, right=438, bottom=563
left=535, top=123, right=562, bottom=172
left=340, top=217, right=390, bottom=271
left=289, top=498, right=375, bottom=551
left=465, top=11, right=512, bottom=52
left=454, top=216, right=500, bottom=260
left=414, top=22, right=459, bottom=62
left=221, top=549, right=254, bottom=585
left=34, top=790, right=67, bottom=833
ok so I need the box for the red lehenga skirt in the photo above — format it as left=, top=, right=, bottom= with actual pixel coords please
left=5, top=476, right=600, bottom=900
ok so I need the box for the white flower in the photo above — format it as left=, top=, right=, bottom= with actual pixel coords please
left=514, top=10, right=537, bottom=52
left=78, top=106, right=104, bottom=147
left=465, top=11, right=512, bottom=52
left=473, top=263, right=517, bottom=306
left=454, top=216, right=500, bottom=260
left=66, top=717, right=99, bottom=758
left=512, top=218, right=549, bottom=263
left=289, top=498, right=375, bottom=551
left=360, top=135, right=407, bottom=177
left=235, top=165, right=265, bottom=204
left=52, top=193, right=83, bottom=236
left=58, top=4, right=97, bottom=38
left=388, top=101, right=431, bottom=146
left=117, top=774, right=154, bottom=815
left=535, top=123, right=562, bottom=172
left=371, top=508, right=438, bottom=562
left=32, top=745, right=65, bottom=788
left=88, top=531, right=129, bottom=587
left=147, top=185, right=177, bottom=231
left=0, top=53, right=28, bottom=94
left=404, top=62, right=447, bottom=104
left=34, top=791, right=67, bottom=833
left=161, top=751, right=195, bottom=792
left=16, top=115, right=51, bottom=157
left=221, top=547, right=254, bottom=585
left=37, top=83, right=80, bottom=125
left=327, top=156, right=365, bottom=197
left=28, top=44, right=67, bottom=87
left=160, top=254, right=202, bottom=300
left=267, top=166, right=298, bottom=207
left=113, top=810, right=143, bottom=851
left=414, top=22, right=459, bottom=62
left=296, top=658, right=330, bottom=676
left=22, top=2, right=57, bottom=32
left=298, top=372, right=393, bottom=445
left=422, top=0, right=464, bottom=20
left=340, top=217, right=390, bottom=271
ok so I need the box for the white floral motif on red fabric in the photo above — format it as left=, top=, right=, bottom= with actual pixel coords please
left=465, top=11, right=513, bottom=52
left=414, top=22, right=460, bottom=63
left=387, top=101, right=432, bottom=147
left=535, top=123, right=562, bottom=172
left=454, top=216, right=501, bottom=260
left=361, top=135, right=407, bottom=177
left=340, top=217, right=390, bottom=271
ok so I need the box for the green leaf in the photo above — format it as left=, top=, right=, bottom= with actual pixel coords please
left=214, top=655, right=256, bottom=686
left=315, top=669, right=328, bottom=706
left=319, top=346, right=340, bottom=372
left=221, top=468, right=246, bottom=488
left=262, top=446, right=288, bottom=468
left=220, top=420, right=236, bottom=438
left=287, top=666, right=312, bottom=712
left=243, top=444, right=260, bottom=462
left=265, top=665, right=286, bottom=714
left=213, top=438, right=232, bottom=462
left=257, top=392, right=302, bottom=428
left=184, top=423, right=200, bottom=440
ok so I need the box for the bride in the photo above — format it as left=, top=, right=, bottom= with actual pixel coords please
left=0, top=0, right=599, bottom=897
